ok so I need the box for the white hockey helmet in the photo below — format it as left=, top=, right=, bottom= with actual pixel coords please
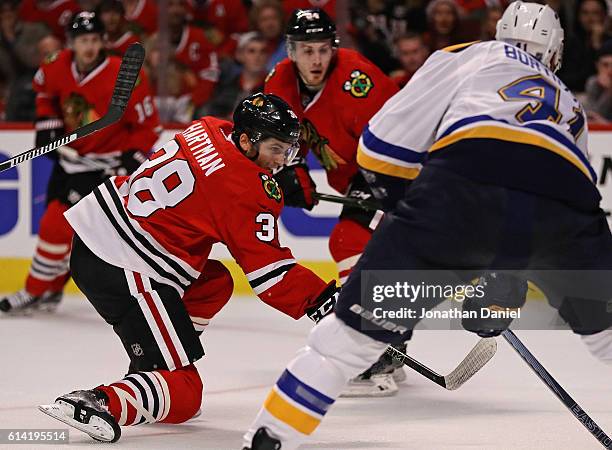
left=496, top=1, right=564, bottom=72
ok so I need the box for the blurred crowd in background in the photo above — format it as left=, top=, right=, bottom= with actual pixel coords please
left=0, top=0, right=611, bottom=125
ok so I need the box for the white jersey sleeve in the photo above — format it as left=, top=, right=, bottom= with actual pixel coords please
left=357, top=43, right=474, bottom=180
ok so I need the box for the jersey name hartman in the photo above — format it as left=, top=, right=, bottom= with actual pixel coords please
left=181, top=122, right=225, bottom=176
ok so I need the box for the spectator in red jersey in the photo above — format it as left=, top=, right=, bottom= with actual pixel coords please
left=122, top=0, right=157, bottom=35
left=585, top=39, right=612, bottom=123
left=250, top=0, right=287, bottom=72
left=18, top=0, right=81, bottom=41
left=282, top=0, right=337, bottom=21
left=97, top=0, right=139, bottom=56
left=151, top=0, right=220, bottom=116
left=0, top=0, right=51, bottom=121
left=200, top=31, right=269, bottom=119
left=559, top=0, right=611, bottom=92
left=389, top=32, right=429, bottom=88
left=187, top=0, right=250, bottom=58
left=423, top=0, right=469, bottom=52
left=479, top=5, right=503, bottom=41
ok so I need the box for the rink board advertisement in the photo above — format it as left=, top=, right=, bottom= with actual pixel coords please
left=1, top=126, right=612, bottom=294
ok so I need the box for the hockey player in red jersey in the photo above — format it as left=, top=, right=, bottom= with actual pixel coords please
left=98, top=0, right=140, bottom=57
left=0, top=12, right=160, bottom=315
left=19, top=0, right=81, bottom=41
left=264, top=9, right=403, bottom=396
left=37, top=93, right=340, bottom=443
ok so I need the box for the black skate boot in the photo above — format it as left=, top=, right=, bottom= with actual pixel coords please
left=0, top=289, right=39, bottom=315
left=243, top=427, right=282, bottom=450
left=38, top=389, right=121, bottom=443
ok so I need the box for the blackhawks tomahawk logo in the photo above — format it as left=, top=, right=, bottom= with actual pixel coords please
left=343, top=70, right=374, bottom=98
left=260, top=173, right=282, bottom=202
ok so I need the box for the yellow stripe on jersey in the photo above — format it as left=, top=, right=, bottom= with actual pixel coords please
left=263, top=389, right=321, bottom=435
left=442, top=41, right=481, bottom=53
left=357, top=145, right=421, bottom=180
left=429, top=125, right=593, bottom=181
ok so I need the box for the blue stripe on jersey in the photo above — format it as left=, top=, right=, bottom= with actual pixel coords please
left=438, top=116, right=597, bottom=183
left=362, top=125, right=425, bottom=164
left=276, top=370, right=334, bottom=416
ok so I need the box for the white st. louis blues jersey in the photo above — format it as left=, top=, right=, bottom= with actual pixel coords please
left=357, top=40, right=595, bottom=187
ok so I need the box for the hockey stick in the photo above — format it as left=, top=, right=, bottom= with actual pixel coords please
left=313, top=192, right=380, bottom=211
left=385, top=337, right=497, bottom=390
left=0, top=43, right=145, bottom=173
left=502, top=329, right=612, bottom=448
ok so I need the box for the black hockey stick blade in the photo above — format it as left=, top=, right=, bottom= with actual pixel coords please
left=385, top=337, right=497, bottom=390
left=0, top=42, right=145, bottom=173
left=313, top=192, right=380, bottom=211
left=503, top=329, right=612, bottom=449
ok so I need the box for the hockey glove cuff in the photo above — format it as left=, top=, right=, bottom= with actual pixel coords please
left=306, top=281, right=339, bottom=323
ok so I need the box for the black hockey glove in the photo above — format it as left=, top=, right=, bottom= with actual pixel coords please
left=339, top=171, right=383, bottom=230
left=35, top=117, right=64, bottom=161
left=116, top=150, right=148, bottom=176
left=306, top=281, right=339, bottom=323
left=461, top=273, right=528, bottom=337
left=273, top=157, right=317, bottom=210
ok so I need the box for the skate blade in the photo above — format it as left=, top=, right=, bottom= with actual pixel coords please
left=340, top=376, right=398, bottom=398
left=38, top=402, right=116, bottom=443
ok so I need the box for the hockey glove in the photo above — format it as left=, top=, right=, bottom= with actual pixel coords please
left=461, top=273, right=528, bottom=337
left=116, top=150, right=148, bottom=176
left=273, top=157, right=317, bottom=210
left=306, top=281, right=339, bottom=323
left=35, top=117, right=64, bottom=161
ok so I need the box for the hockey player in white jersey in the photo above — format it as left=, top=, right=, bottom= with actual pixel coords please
left=243, top=2, right=612, bottom=449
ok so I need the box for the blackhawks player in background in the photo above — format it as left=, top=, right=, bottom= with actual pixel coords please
left=243, top=3, right=612, bottom=449
left=265, top=9, right=405, bottom=397
left=38, top=93, right=341, bottom=443
left=0, top=12, right=160, bottom=314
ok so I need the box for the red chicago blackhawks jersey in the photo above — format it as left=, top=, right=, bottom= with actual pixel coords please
left=105, top=31, right=140, bottom=57
left=65, top=116, right=328, bottom=319
left=124, top=0, right=158, bottom=35
left=33, top=49, right=160, bottom=158
left=19, top=0, right=81, bottom=40
left=265, top=48, right=398, bottom=194
left=174, top=25, right=220, bottom=107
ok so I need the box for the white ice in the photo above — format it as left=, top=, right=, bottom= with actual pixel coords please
left=1, top=294, right=611, bottom=450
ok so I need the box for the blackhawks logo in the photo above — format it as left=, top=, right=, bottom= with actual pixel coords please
left=301, top=119, right=346, bottom=171
left=260, top=173, right=282, bottom=202
left=61, top=92, right=100, bottom=132
left=343, top=70, right=373, bottom=98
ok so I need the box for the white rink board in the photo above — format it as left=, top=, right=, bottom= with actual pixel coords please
left=1, top=129, right=612, bottom=259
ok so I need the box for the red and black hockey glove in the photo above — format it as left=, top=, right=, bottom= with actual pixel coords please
left=273, top=157, right=317, bottom=210
left=462, top=272, right=527, bottom=337
left=116, top=150, right=148, bottom=175
left=305, top=281, right=339, bottom=323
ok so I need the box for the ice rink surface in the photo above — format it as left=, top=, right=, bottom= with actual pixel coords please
left=1, top=294, right=610, bottom=450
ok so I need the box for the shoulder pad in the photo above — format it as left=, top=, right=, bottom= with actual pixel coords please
left=342, top=69, right=374, bottom=98
left=44, top=50, right=60, bottom=65
left=258, top=172, right=283, bottom=204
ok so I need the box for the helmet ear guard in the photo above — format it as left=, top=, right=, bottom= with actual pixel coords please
left=495, top=1, right=564, bottom=73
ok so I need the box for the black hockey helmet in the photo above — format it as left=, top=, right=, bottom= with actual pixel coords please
left=232, top=93, right=300, bottom=161
left=67, top=12, right=105, bottom=39
left=286, top=9, right=339, bottom=47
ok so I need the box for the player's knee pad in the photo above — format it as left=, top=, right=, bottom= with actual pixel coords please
left=581, top=329, right=612, bottom=365
left=159, top=365, right=204, bottom=424
left=286, top=315, right=388, bottom=398
left=182, top=260, right=234, bottom=324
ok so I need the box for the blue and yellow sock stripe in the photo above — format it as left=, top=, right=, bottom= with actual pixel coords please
left=263, top=370, right=335, bottom=435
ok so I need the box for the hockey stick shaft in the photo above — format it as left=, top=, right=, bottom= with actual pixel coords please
left=385, top=337, right=497, bottom=390
left=313, top=192, right=380, bottom=211
left=502, top=330, right=612, bottom=448
left=0, top=43, right=145, bottom=173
